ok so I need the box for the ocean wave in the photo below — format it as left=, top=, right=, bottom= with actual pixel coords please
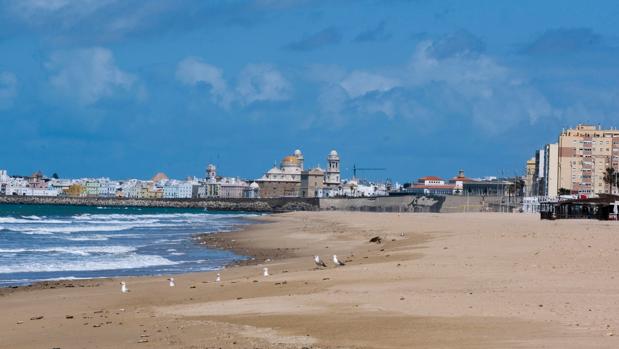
left=0, top=254, right=177, bottom=273
left=61, top=235, right=110, bottom=241
left=4, top=225, right=137, bottom=234
left=0, top=246, right=136, bottom=256
left=0, top=217, right=69, bottom=224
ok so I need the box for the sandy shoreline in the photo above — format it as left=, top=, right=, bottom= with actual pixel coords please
left=2, top=212, right=619, bottom=348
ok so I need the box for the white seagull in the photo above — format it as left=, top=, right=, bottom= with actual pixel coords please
left=332, top=254, right=345, bottom=266
left=216, top=273, right=221, bottom=282
left=314, top=255, right=327, bottom=268
left=168, top=277, right=175, bottom=287
left=120, top=281, right=128, bottom=293
left=263, top=267, right=270, bottom=277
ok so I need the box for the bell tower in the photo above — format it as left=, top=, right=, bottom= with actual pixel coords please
left=325, top=150, right=340, bottom=186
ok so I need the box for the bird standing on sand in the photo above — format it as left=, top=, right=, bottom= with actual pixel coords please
left=216, top=273, right=221, bottom=282
left=263, top=267, right=270, bottom=277
left=120, top=281, right=128, bottom=293
left=168, top=278, right=175, bottom=287
left=314, top=255, right=327, bottom=268
left=333, top=255, right=345, bottom=266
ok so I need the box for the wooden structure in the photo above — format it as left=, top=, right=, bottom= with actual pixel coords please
left=540, top=195, right=619, bottom=220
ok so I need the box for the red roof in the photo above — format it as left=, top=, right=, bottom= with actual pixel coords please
left=418, top=176, right=442, bottom=181
left=412, top=184, right=455, bottom=189
left=450, top=176, right=474, bottom=182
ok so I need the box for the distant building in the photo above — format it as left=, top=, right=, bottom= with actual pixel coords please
left=410, top=176, right=455, bottom=195
left=255, top=149, right=340, bottom=198
left=558, top=124, right=619, bottom=196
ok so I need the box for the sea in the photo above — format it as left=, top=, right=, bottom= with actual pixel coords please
left=0, top=204, right=257, bottom=287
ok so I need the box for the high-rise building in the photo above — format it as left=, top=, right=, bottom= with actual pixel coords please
left=524, top=157, right=536, bottom=196
left=543, top=143, right=559, bottom=197
left=558, top=124, right=619, bottom=196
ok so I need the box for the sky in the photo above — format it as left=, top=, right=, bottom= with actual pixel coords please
left=1, top=0, right=619, bottom=182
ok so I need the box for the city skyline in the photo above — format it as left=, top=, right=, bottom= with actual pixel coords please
left=2, top=1, right=619, bottom=181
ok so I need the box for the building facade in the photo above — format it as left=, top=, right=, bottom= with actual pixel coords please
left=255, top=149, right=341, bottom=198
left=558, top=124, right=619, bottom=196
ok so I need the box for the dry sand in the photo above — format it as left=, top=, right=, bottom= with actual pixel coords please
left=1, top=212, right=619, bottom=348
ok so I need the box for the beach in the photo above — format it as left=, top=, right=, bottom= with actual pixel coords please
left=2, top=211, right=619, bottom=348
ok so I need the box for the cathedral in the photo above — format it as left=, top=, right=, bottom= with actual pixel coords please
left=255, top=149, right=341, bottom=198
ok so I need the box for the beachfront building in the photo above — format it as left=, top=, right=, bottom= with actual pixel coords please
left=163, top=180, right=198, bottom=199
left=219, top=177, right=249, bottom=198
left=255, top=149, right=341, bottom=198
left=409, top=176, right=456, bottom=195
left=524, top=143, right=560, bottom=198
left=244, top=182, right=260, bottom=198
left=557, top=124, right=619, bottom=196
left=448, top=170, right=475, bottom=195
left=300, top=167, right=325, bottom=198
left=84, top=180, right=101, bottom=197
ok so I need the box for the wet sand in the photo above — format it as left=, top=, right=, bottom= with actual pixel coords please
left=1, top=212, right=619, bottom=348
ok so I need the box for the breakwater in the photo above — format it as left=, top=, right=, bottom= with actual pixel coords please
left=0, top=195, right=518, bottom=213
left=0, top=196, right=319, bottom=212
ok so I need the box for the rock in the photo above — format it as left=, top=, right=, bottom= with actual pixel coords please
left=16, top=321, right=24, bottom=325
left=30, top=316, right=44, bottom=320
left=369, top=236, right=382, bottom=244
left=137, top=339, right=149, bottom=343
left=65, top=315, right=74, bottom=319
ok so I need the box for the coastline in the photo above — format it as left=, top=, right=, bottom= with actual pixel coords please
left=2, top=212, right=619, bottom=348
left=0, top=214, right=272, bottom=294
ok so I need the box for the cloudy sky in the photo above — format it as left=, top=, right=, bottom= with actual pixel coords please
left=1, top=0, right=619, bottom=181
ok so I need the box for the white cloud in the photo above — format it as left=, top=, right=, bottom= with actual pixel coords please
left=317, top=40, right=554, bottom=134
left=176, top=58, right=292, bottom=108
left=236, top=64, right=291, bottom=105
left=0, top=72, right=18, bottom=109
left=176, top=57, right=232, bottom=108
left=340, top=70, right=400, bottom=98
left=46, top=47, right=137, bottom=105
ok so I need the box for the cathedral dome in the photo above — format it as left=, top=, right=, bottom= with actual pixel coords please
left=281, top=155, right=300, bottom=167
left=152, top=172, right=169, bottom=182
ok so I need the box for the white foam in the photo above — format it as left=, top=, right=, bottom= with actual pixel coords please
left=62, top=235, right=110, bottom=241
left=0, top=246, right=136, bottom=256
left=0, top=217, right=68, bottom=224
left=7, top=225, right=136, bottom=234
left=0, top=254, right=177, bottom=273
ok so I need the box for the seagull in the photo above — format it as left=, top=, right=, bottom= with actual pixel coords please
left=263, top=267, right=270, bottom=277
left=120, top=281, right=128, bottom=293
left=216, top=273, right=221, bottom=282
left=314, top=255, right=327, bottom=268
left=333, top=254, right=345, bottom=266
left=168, top=277, right=175, bottom=287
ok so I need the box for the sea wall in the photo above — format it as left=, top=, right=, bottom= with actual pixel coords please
left=319, top=195, right=445, bottom=213
left=0, top=196, right=319, bottom=213
left=0, top=195, right=519, bottom=213
left=319, top=195, right=519, bottom=213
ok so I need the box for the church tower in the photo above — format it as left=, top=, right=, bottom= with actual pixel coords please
left=325, top=150, right=340, bottom=186
left=206, top=164, right=217, bottom=182
left=294, top=149, right=304, bottom=171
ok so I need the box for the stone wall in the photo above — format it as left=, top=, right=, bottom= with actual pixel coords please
left=0, top=196, right=319, bottom=213
left=319, top=195, right=444, bottom=213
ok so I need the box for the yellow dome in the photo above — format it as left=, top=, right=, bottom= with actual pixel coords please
left=281, top=155, right=300, bottom=167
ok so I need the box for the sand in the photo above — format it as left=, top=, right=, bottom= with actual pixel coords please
left=1, top=212, right=619, bottom=348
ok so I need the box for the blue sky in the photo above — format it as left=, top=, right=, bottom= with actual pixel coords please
left=1, top=0, right=619, bottom=182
